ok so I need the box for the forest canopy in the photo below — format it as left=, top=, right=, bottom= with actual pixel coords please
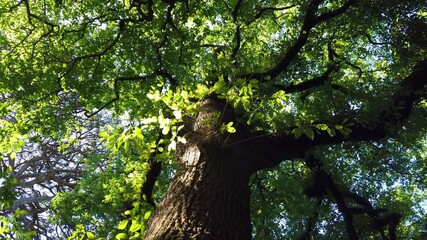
left=0, top=0, right=427, bottom=239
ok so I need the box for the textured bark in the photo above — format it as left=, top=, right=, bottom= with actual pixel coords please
left=144, top=142, right=252, bottom=240
left=144, top=95, right=253, bottom=239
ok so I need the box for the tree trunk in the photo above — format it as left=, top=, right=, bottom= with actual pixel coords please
left=144, top=95, right=255, bottom=239
left=144, top=94, right=297, bottom=239
left=144, top=142, right=253, bottom=240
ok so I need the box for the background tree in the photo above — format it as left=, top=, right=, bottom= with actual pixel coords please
left=0, top=93, right=108, bottom=238
left=0, top=0, right=427, bottom=239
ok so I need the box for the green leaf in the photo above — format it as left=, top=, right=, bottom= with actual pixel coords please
left=337, top=127, right=352, bottom=136
left=144, top=211, right=152, bottom=220
left=116, top=233, right=128, bottom=240
left=239, top=86, right=248, bottom=96
left=304, top=128, right=315, bottom=140
left=315, top=124, right=329, bottom=131
left=293, top=127, right=303, bottom=139
left=213, top=76, right=227, bottom=94
left=327, top=128, right=336, bottom=137
left=86, top=232, right=95, bottom=239
left=249, top=79, right=259, bottom=86
left=162, top=125, right=170, bottom=135
left=344, top=127, right=353, bottom=133
left=99, top=130, right=109, bottom=139
left=129, top=233, right=141, bottom=240
left=134, top=127, right=144, bottom=140
left=274, top=90, right=289, bottom=101
left=129, top=221, right=142, bottom=233
left=118, top=219, right=129, bottom=230
left=221, top=122, right=236, bottom=133
left=195, top=84, right=210, bottom=98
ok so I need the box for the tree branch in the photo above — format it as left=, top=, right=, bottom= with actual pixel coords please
left=365, top=34, right=392, bottom=45
left=314, top=0, right=356, bottom=24
left=239, top=0, right=356, bottom=81
left=254, top=5, right=296, bottom=20
left=242, top=60, right=427, bottom=170
left=274, top=63, right=337, bottom=93
left=298, top=199, right=322, bottom=240
left=84, top=74, right=154, bottom=118
left=304, top=155, right=358, bottom=239
left=12, top=196, right=54, bottom=210
left=141, top=158, right=162, bottom=207
left=131, top=0, right=154, bottom=21
left=302, top=60, right=427, bottom=145
left=304, top=155, right=403, bottom=239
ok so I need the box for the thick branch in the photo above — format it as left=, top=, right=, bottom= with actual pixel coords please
left=231, top=0, right=243, bottom=23
left=311, top=60, right=426, bottom=143
left=298, top=199, right=322, bottom=240
left=254, top=5, right=296, bottom=20
left=275, top=63, right=336, bottom=93
left=239, top=0, right=356, bottom=81
left=245, top=60, right=427, bottom=169
left=141, top=159, right=162, bottom=207
left=304, top=155, right=358, bottom=239
left=383, top=60, right=427, bottom=123
left=314, top=0, right=356, bottom=24
left=304, top=155, right=404, bottom=239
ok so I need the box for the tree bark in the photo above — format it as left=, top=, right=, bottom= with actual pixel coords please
left=144, top=142, right=253, bottom=240
left=144, top=95, right=255, bottom=240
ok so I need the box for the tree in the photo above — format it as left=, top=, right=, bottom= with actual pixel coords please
left=0, top=109, right=104, bottom=239
left=1, top=0, right=427, bottom=239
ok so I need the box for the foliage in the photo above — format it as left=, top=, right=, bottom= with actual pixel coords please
left=1, top=0, right=427, bottom=239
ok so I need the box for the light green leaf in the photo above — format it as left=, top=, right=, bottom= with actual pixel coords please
left=118, top=219, right=129, bottom=230
left=315, top=124, right=329, bottom=131
left=86, top=232, right=95, bottom=239
left=129, top=221, right=142, bottom=233
left=99, top=130, right=109, bottom=139
left=129, top=233, right=141, bottom=240
left=116, top=233, right=128, bottom=240
left=221, top=122, right=236, bottom=133
left=134, top=127, right=144, bottom=140
left=213, top=76, right=227, bottom=94
left=144, top=211, right=152, bottom=220
left=162, top=125, right=170, bottom=135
